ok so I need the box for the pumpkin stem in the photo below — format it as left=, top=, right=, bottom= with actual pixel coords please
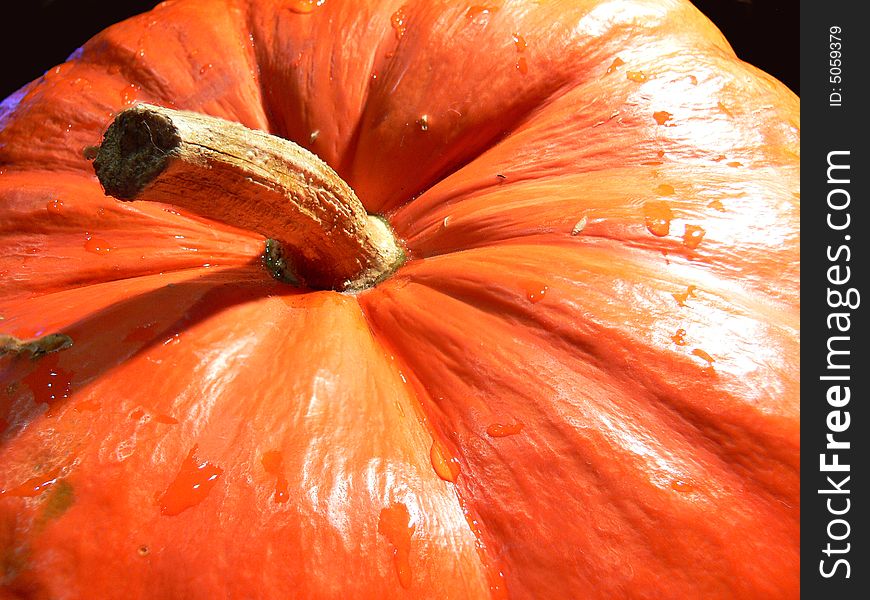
left=93, top=104, right=404, bottom=291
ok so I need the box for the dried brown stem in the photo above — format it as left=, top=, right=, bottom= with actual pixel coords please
left=93, top=104, right=404, bottom=291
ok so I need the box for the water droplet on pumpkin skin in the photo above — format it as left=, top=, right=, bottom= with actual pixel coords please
left=486, top=422, right=524, bottom=437
left=84, top=236, right=113, bottom=255
left=288, top=0, right=326, bottom=14
left=124, top=322, right=161, bottom=344
left=626, top=71, right=647, bottom=82
left=378, top=502, right=415, bottom=589
left=671, top=328, right=687, bottom=346
left=682, top=224, right=706, bottom=249
left=73, top=399, right=100, bottom=413
left=162, top=332, right=182, bottom=346
left=0, top=468, right=62, bottom=497
left=23, top=354, right=73, bottom=416
left=158, top=445, right=223, bottom=516
left=673, top=285, right=697, bottom=307
left=727, top=161, right=743, bottom=168
left=199, top=63, right=213, bottom=76
left=525, top=283, right=549, bottom=304
left=512, top=33, right=527, bottom=53
left=643, top=201, right=673, bottom=236
left=261, top=450, right=289, bottom=503
left=416, top=115, right=429, bottom=131
left=653, top=111, right=673, bottom=126
left=46, top=199, right=64, bottom=215
left=516, top=57, right=528, bottom=74
left=120, top=84, right=140, bottom=105
left=390, top=6, right=408, bottom=39
left=671, top=479, right=695, bottom=493
left=430, top=440, right=461, bottom=482
left=606, top=57, right=624, bottom=74
left=466, top=5, right=499, bottom=20
left=691, top=348, right=715, bottom=370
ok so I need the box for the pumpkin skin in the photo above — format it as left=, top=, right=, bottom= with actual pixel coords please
left=0, top=0, right=799, bottom=598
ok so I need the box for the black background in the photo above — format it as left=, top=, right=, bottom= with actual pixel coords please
left=1, top=0, right=798, bottom=99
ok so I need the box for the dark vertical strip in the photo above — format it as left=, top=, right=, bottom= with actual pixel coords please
left=802, top=0, right=868, bottom=596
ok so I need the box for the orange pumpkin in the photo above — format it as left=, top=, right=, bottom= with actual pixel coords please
left=0, top=1, right=799, bottom=598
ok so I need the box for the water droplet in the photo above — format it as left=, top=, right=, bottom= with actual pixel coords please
left=46, top=199, right=64, bottom=215
left=378, top=502, right=415, bottom=589
left=727, top=161, right=743, bottom=168
left=606, top=57, right=624, bottom=74
left=23, top=354, right=73, bottom=415
left=261, top=450, right=289, bottom=503
left=123, top=322, right=161, bottom=344
left=626, top=71, right=647, bottom=82
left=288, top=0, right=326, bottom=13
left=73, top=399, right=100, bottom=413
left=516, top=57, right=528, bottom=74
left=643, top=201, right=673, bottom=236
left=656, top=183, right=674, bottom=196
left=130, top=408, right=146, bottom=421
left=525, top=283, right=549, bottom=304
left=84, top=236, right=113, bottom=255
left=441, top=215, right=451, bottom=229
left=158, top=445, right=223, bottom=516
left=486, top=422, right=524, bottom=437
left=309, top=130, right=319, bottom=145
left=673, top=285, right=698, bottom=307
left=430, top=440, right=460, bottom=482
left=671, top=328, right=687, bottom=346
left=691, top=348, right=715, bottom=370
left=682, top=224, right=706, bottom=250
left=571, top=216, right=587, bottom=236
left=653, top=111, right=673, bottom=126
left=162, top=332, right=182, bottom=346
left=466, top=5, right=499, bottom=20
left=390, top=6, right=408, bottom=39
left=0, top=468, right=62, bottom=497
left=416, top=114, right=429, bottom=131
left=511, top=33, right=527, bottom=53
left=671, top=479, right=695, bottom=493
left=199, top=63, right=213, bottom=76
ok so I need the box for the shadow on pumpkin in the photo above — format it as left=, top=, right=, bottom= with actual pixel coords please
left=0, top=259, right=304, bottom=443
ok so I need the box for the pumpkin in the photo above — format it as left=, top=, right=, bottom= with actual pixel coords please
left=0, top=0, right=799, bottom=598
